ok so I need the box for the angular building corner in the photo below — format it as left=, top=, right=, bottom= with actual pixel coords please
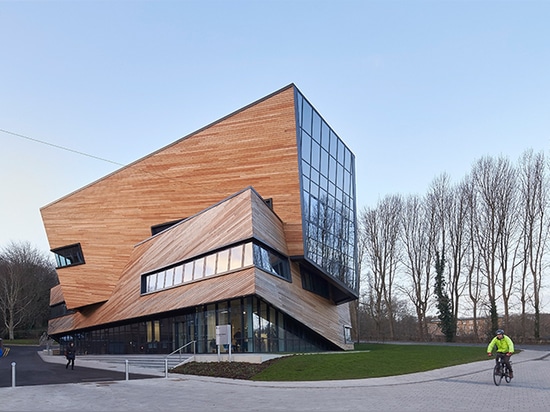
left=41, top=84, right=359, bottom=354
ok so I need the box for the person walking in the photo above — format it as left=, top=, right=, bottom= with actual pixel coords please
left=487, top=329, right=514, bottom=379
left=65, top=341, right=76, bottom=370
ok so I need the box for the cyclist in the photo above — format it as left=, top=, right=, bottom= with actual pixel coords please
left=487, top=329, right=514, bottom=379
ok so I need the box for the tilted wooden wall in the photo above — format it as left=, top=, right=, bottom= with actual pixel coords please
left=41, top=85, right=304, bottom=310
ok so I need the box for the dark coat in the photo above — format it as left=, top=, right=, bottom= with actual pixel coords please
left=65, top=345, right=76, bottom=360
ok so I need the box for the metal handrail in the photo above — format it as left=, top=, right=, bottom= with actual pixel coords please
left=165, top=340, right=196, bottom=362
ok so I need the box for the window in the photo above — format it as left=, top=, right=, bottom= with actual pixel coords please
left=253, top=244, right=291, bottom=280
left=140, top=241, right=291, bottom=294
left=301, top=266, right=330, bottom=299
left=297, top=92, right=358, bottom=294
left=52, top=243, right=85, bottom=268
left=344, top=325, right=352, bottom=344
left=150, top=219, right=184, bottom=236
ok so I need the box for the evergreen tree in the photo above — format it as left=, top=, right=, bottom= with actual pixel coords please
left=434, top=249, right=455, bottom=342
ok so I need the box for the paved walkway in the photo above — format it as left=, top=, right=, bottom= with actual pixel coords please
left=0, top=348, right=548, bottom=411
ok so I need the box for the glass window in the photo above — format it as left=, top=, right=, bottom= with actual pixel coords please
left=229, top=245, right=244, bottom=270
left=193, top=258, right=205, bottom=280
left=310, top=167, right=320, bottom=186
left=164, top=268, right=174, bottom=288
left=301, top=133, right=311, bottom=164
left=146, top=274, right=156, bottom=293
left=329, top=156, right=337, bottom=183
left=312, top=112, right=322, bottom=144
left=140, top=241, right=289, bottom=294
left=252, top=244, right=290, bottom=281
left=183, top=262, right=194, bottom=282
left=204, top=254, right=216, bottom=277
left=217, top=249, right=230, bottom=273
left=52, top=243, right=85, bottom=269
left=296, top=93, right=303, bottom=125
left=174, top=265, right=183, bottom=285
left=345, top=146, right=352, bottom=169
left=217, top=301, right=229, bottom=326
left=310, top=140, right=321, bottom=170
left=329, top=130, right=337, bottom=155
left=302, top=100, right=312, bottom=136
left=302, top=162, right=311, bottom=180
left=322, top=122, right=330, bottom=151
left=243, top=242, right=253, bottom=267
left=157, top=271, right=166, bottom=289
left=297, top=92, right=358, bottom=295
left=344, top=325, right=352, bottom=344
left=320, top=148, right=329, bottom=176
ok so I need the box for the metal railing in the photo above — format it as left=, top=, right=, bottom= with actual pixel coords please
left=163, top=340, right=196, bottom=378
left=165, top=340, right=195, bottom=362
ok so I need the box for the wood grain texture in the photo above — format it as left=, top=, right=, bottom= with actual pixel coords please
left=49, top=284, right=64, bottom=306
left=48, top=188, right=284, bottom=328
left=43, top=85, right=353, bottom=350
left=41, top=85, right=302, bottom=309
left=47, top=187, right=351, bottom=349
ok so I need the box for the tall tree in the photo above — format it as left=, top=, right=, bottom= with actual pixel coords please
left=360, top=195, right=402, bottom=340
left=517, top=150, right=550, bottom=339
left=463, top=175, right=483, bottom=339
left=427, top=174, right=469, bottom=333
left=400, top=194, right=435, bottom=340
left=471, top=156, right=516, bottom=334
left=434, top=248, right=455, bottom=341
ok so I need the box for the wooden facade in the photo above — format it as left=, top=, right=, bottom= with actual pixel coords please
left=42, top=84, right=355, bottom=351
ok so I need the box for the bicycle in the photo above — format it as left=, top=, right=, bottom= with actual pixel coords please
left=492, top=353, right=512, bottom=386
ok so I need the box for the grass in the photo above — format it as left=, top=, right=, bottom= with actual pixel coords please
left=171, top=343, right=490, bottom=381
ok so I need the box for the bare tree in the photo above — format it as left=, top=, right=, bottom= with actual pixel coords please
left=517, top=150, right=550, bottom=339
left=471, top=156, right=517, bottom=333
left=359, top=195, right=402, bottom=340
left=427, top=174, right=471, bottom=332
left=0, top=242, right=57, bottom=339
left=463, top=175, right=483, bottom=340
left=399, top=194, right=435, bottom=340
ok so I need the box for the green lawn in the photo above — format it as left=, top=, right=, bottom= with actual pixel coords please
left=4, top=338, right=492, bottom=382
left=251, top=343, right=489, bottom=381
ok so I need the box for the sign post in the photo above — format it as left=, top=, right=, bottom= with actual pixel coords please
left=216, top=324, right=232, bottom=362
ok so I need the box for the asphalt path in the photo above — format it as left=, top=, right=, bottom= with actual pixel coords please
left=0, top=345, right=157, bottom=387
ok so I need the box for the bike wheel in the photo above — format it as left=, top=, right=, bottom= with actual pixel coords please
left=504, top=366, right=511, bottom=383
left=493, top=364, right=502, bottom=386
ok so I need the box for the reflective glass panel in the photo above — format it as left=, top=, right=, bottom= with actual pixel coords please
left=164, top=268, right=174, bottom=287
left=217, top=249, right=230, bottom=273
left=243, top=242, right=253, bottom=266
left=174, top=265, right=183, bottom=285
left=204, top=254, right=216, bottom=277
left=295, top=89, right=358, bottom=293
left=193, top=258, right=205, bottom=279
left=183, top=262, right=194, bottom=282
left=229, top=245, right=243, bottom=270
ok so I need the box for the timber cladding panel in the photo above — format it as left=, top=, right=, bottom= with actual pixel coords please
left=41, top=85, right=304, bottom=309
left=48, top=187, right=290, bottom=333
left=255, top=265, right=352, bottom=349
left=49, top=284, right=64, bottom=306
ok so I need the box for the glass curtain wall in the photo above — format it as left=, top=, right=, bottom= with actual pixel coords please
left=294, top=88, right=359, bottom=293
left=62, top=296, right=337, bottom=355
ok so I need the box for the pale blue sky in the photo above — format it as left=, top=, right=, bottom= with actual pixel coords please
left=1, top=0, right=549, bottom=254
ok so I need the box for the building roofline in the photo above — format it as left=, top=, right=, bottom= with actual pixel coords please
left=40, top=84, right=297, bottom=211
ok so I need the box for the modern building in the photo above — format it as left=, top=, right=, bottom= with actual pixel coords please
left=42, top=84, right=358, bottom=355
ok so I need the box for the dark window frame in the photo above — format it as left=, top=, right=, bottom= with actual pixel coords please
left=52, top=243, right=85, bottom=269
